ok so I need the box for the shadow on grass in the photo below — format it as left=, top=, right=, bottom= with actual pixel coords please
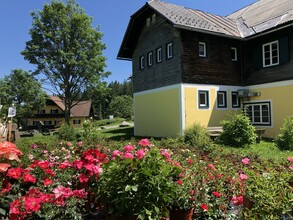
left=102, top=127, right=135, bottom=141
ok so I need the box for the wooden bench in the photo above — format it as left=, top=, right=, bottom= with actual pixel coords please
left=207, top=127, right=223, bottom=140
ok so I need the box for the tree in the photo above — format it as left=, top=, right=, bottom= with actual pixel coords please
left=0, top=69, right=47, bottom=127
left=108, top=95, right=133, bottom=119
left=21, top=0, right=109, bottom=124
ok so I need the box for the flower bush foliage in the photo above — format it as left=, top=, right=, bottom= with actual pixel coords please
left=0, top=139, right=292, bottom=220
left=275, top=115, right=293, bottom=151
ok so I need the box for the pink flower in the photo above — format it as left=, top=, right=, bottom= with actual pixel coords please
left=212, top=191, right=221, bottom=197
left=289, top=165, right=293, bottom=170
left=78, top=141, right=83, bottom=147
left=72, top=189, right=87, bottom=199
left=241, top=158, right=250, bottom=165
left=53, top=186, right=72, bottom=199
left=288, top=157, right=293, bottom=162
left=10, top=199, right=22, bottom=214
left=124, top=152, right=134, bottom=159
left=161, top=149, right=170, bottom=160
left=231, top=195, right=243, bottom=206
left=44, top=179, right=53, bottom=186
left=124, top=145, right=135, bottom=152
left=239, top=173, right=248, bottom=180
left=207, top=163, right=216, bottom=171
left=135, top=149, right=146, bottom=159
left=138, top=139, right=150, bottom=147
left=79, top=173, right=89, bottom=183
left=112, top=150, right=122, bottom=158
left=73, top=160, right=83, bottom=170
left=23, top=173, right=36, bottom=184
left=67, top=142, right=72, bottom=147
left=200, top=204, right=208, bottom=211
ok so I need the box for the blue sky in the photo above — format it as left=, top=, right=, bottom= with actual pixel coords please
left=0, top=0, right=256, bottom=85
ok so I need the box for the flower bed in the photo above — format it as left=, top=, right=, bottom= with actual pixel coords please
left=0, top=140, right=292, bottom=219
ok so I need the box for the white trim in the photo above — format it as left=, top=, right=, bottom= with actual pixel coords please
left=199, top=42, right=206, bottom=57
left=167, top=42, right=173, bottom=59
left=262, top=40, right=279, bottom=67
left=231, top=47, right=237, bottom=61
left=156, top=47, right=162, bottom=63
left=216, top=91, right=228, bottom=110
left=246, top=79, right=293, bottom=90
left=243, top=100, right=273, bottom=128
left=134, top=84, right=181, bottom=96
left=197, top=89, right=210, bottom=110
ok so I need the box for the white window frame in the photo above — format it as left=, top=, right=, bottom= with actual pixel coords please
left=244, top=102, right=271, bottom=126
left=167, top=42, right=173, bottom=59
left=231, top=47, right=237, bottom=61
left=148, top=51, right=153, bottom=66
left=199, top=42, right=206, bottom=57
left=156, top=47, right=162, bottom=63
left=146, top=17, right=151, bottom=27
left=198, top=90, right=209, bottom=109
left=263, top=41, right=279, bottom=67
left=217, top=91, right=227, bottom=109
left=231, top=91, right=240, bottom=108
left=140, top=56, right=145, bottom=69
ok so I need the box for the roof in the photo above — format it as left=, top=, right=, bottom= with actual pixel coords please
left=148, top=0, right=240, bottom=37
left=50, top=96, right=92, bottom=117
left=227, top=0, right=293, bottom=37
left=118, top=0, right=293, bottom=59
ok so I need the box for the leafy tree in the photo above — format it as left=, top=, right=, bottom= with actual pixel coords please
left=0, top=69, right=47, bottom=127
left=108, top=95, right=133, bottom=119
left=21, top=0, right=109, bottom=124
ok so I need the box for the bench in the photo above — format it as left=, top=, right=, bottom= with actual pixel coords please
left=207, top=127, right=223, bottom=140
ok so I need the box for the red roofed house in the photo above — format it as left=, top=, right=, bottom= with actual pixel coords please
left=27, top=96, right=94, bottom=129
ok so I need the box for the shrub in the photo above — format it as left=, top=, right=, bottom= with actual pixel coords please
left=57, top=124, right=79, bottom=141
left=275, top=116, right=293, bottom=151
left=183, top=123, right=211, bottom=150
left=219, top=113, right=256, bottom=148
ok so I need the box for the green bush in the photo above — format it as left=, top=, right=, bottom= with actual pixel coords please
left=108, top=95, right=133, bottom=120
left=183, top=123, right=211, bottom=150
left=57, top=124, right=79, bottom=141
left=219, top=113, right=256, bottom=148
left=275, top=116, right=293, bottom=151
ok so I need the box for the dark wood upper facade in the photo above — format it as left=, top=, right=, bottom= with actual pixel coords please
left=118, top=1, right=293, bottom=93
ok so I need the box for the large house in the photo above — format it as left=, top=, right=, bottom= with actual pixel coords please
left=118, top=0, right=293, bottom=138
left=27, top=96, right=94, bottom=130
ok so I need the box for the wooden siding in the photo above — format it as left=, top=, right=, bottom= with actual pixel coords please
left=244, top=27, right=293, bottom=85
left=180, top=30, right=242, bottom=86
left=132, top=15, right=182, bottom=93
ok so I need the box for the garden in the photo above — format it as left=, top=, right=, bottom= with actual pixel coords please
left=0, top=114, right=292, bottom=220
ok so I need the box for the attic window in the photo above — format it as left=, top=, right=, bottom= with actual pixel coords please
left=140, top=56, right=145, bottom=69
left=148, top=51, right=153, bottom=66
left=167, top=42, right=173, bottom=59
left=146, top=13, right=156, bottom=27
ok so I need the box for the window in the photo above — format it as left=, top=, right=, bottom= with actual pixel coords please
left=231, top=47, right=237, bottom=61
left=198, top=90, right=209, bottom=109
left=38, top=109, right=45, bottom=114
left=244, top=102, right=271, bottom=125
left=151, top=14, right=156, bottom=24
left=199, top=42, right=206, bottom=57
left=156, top=47, right=162, bottom=63
left=44, top=121, right=52, bottom=125
left=231, top=92, right=240, bottom=108
left=140, top=56, right=145, bottom=69
left=263, top=41, right=279, bottom=67
left=50, top=109, right=58, bottom=114
left=73, top=119, right=81, bottom=125
left=217, top=91, right=227, bottom=108
left=146, top=17, right=151, bottom=27
left=147, top=51, right=153, bottom=66
left=167, top=42, right=173, bottom=59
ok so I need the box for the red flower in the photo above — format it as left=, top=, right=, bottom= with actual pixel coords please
left=1, top=181, right=12, bottom=194
left=123, top=152, right=134, bottom=159
left=44, top=169, right=55, bottom=176
left=124, top=145, right=135, bottom=152
left=231, top=195, right=243, bottom=206
left=177, top=180, right=183, bottom=185
left=135, top=149, right=146, bottom=159
left=23, top=173, right=36, bottom=184
left=44, top=178, right=53, bottom=186
left=24, top=197, right=41, bottom=212
left=10, top=199, right=22, bottom=214
left=161, top=149, right=170, bottom=160
left=207, top=163, right=216, bottom=171
left=7, top=167, right=23, bottom=179
left=200, top=204, right=209, bottom=211
left=79, top=173, right=89, bottom=183
left=212, top=191, right=221, bottom=197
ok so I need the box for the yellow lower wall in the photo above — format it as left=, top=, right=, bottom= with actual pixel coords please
left=184, top=86, right=240, bottom=129
left=134, top=87, right=181, bottom=137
